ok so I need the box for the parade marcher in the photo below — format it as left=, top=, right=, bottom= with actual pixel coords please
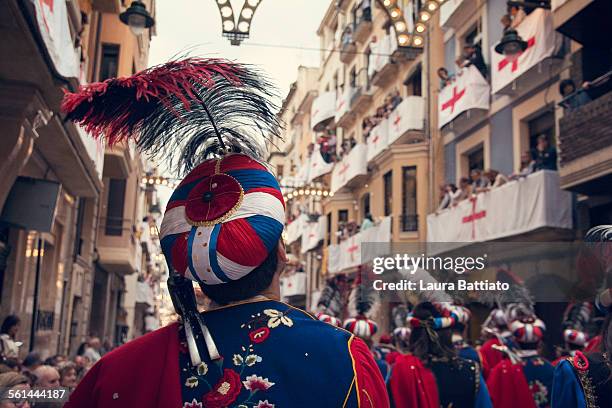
left=508, top=317, right=554, bottom=408
left=551, top=225, right=612, bottom=408
left=552, top=302, right=592, bottom=365
left=479, top=308, right=515, bottom=375
left=390, top=302, right=493, bottom=408
left=62, top=58, right=388, bottom=408
left=447, top=305, right=485, bottom=368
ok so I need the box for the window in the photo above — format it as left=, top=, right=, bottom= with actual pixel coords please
left=350, top=66, right=357, bottom=88
left=361, top=193, right=370, bottom=221
left=326, top=212, right=332, bottom=245
left=528, top=110, right=555, bottom=151
left=338, top=209, right=349, bottom=223
left=99, top=44, right=120, bottom=81
left=73, top=198, right=86, bottom=258
left=401, top=167, right=418, bottom=232
left=383, top=171, right=393, bottom=216
left=276, top=165, right=284, bottom=179
left=467, top=146, right=484, bottom=173
left=404, top=65, right=422, bottom=96
left=105, top=179, right=126, bottom=236
left=463, top=21, right=482, bottom=49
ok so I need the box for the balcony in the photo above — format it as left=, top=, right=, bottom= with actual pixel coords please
left=291, top=90, right=317, bottom=126
left=369, top=33, right=398, bottom=88
left=340, top=39, right=357, bottom=64
left=328, top=217, right=391, bottom=274
left=97, top=217, right=140, bottom=275
left=558, top=86, right=612, bottom=194
left=367, top=96, right=425, bottom=163
left=311, top=91, right=336, bottom=131
left=350, top=69, right=374, bottom=116
left=439, top=0, right=474, bottom=30
left=491, top=9, right=561, bottom=95
left=438, top=65, right=490, bottom=133
left=334, top=87, right=357, bottom=129
left=280, top=272, right=306, bottom=298
left=103, top=143, right=133, bottom=179
left=352, top=7, right=372, bottom=44
left=427, top=170, right=572, bottom=243
left=330, top=143, right=368, bottom=194
left=301, top=215, right=327, bottom=253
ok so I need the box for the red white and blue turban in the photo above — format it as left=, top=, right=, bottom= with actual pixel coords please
left=509, top=318, right=546, bottom=344
left=160, top=154, right=285, bottom=285
left=315, top=312, right=341, bottom=327
left=343, top=316, right=378, bottom=340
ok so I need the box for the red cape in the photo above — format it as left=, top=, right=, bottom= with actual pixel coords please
left=65, top=322, right=388, bottom=408
left=486, top=360, right=536, bottom=408
left=389, top=354, right=439, bottom=408
left=480, top=338, right=507, bottom=378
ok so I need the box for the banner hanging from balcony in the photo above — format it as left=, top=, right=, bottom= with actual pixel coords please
left=367, top=96, right=425, bottom=161
left=301, top=216, right=327, bottom=253
left=311, top=91, right=336, bottom=130
left=426, top=171, right=572, bottom=242
left=335, top=87, right=354, bottom=123
left=331, top=143, right=368, bottom=194
left=31, top=0, right=79, bottom=79
left=280, top=273, right=306, bottom=297
left=328, top=217, right=392, bottom=274
left=368, top=31, right=397, bottom=79
left=285, top=213, right=308, bottom=244
left=438, top=65, right=490, bottom=128
left=490, top=9, right=556, bottom=94
left=307, top=145, right=334, bottom=182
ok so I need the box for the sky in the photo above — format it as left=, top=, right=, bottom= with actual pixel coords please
left=148, top=0, right=331, bottom=206
left=148, top=0, right=330, bottom=100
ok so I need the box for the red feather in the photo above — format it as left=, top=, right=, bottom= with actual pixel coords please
left=61, top=58, right=243, bottom=145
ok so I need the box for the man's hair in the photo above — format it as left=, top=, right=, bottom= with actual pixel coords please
left=199, top=243, right=279, bottom=305
left=0, top=315, right=19, bottom=335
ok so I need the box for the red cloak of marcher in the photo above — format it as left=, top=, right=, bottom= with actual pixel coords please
left=486, top=360, right=537, bottom=408
left=389, top=354, right=440, bottom=408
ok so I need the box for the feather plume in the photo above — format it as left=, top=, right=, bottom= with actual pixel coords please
left=62, top=58, right=281, bottom=175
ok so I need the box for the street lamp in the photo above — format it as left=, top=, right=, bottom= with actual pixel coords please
left=494, top=1, right=551, bottom=58
left=215, top=0, right=262, bottom=46
left=120, top=1, right=155, bottom=36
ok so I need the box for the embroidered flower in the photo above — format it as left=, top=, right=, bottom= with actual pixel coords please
left=232, top=354, right=244, bottom=366
left=185, top=376, right=199, bottom=388
left=249, top=327, right=270, bottom=344
left=202, top=369, right=242, bottom=408
left=264, top=309, right=293, bottom=328
left=183, top=398, right=202, bottom=408
left=254, top=400, right=275, bottom=408
left=245, top=354, right=262, bottom=366
left=242, top=374, right=275, bottom=392
left=196, top=362, right=208, bottom=376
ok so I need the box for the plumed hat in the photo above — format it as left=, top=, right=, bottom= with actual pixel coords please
left=343, top=316, right=378, bottom=340
left=62, top=58, right=282, bottom=365
left=509, top=317, right=546, bottom=344
left=315, top=312, right=341, bottom=327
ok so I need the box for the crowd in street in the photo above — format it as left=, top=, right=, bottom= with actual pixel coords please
left=0, top=315, right=107, bottom=408
left=436, top=135, right=558, bottom=212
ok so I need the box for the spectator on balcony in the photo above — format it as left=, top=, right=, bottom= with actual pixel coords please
left=458, top=43, right=488, bottom=79
left=361, top=214, right=374, bottom=231
left=484, top=169, right=509, bottom=188
left=451, top=178, right=471, bottom=205
left=362, top=117, right=375, bottom=139
left=531, top=135, right=558, bottom=171
left=470, top=169, right=491, bottom=193
left=390, top=89, right=402, bottom=110
left=341, top=25, right=353, bottom=48
left=437, top=67, right=453, bottom=89
left=437, top=183, right=457, bottom=212
left=501, top=14, right=512, bottom=33
left=510, top=151, right=535, bottom=180
left=559, top=79, right=592, bottom=111
left=360, top=0, right=372, bottom=22
left=508, top=3, right=527, bottom=28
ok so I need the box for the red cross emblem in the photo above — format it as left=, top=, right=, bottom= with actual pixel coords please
left=337, top=99, right=345, bottom=111
left=347, top=241, right=359, bottom=262
left=442, top=86, right=466, bottom=113
left=461, top=196, right=486, bottom=240
left=497, top=37, right=536, bottom=73
left=392, top=114, right=402, bottom=132
left=371, top=133, right=380, bottom=147
left=338, top=162, right=350, bottom=179
left=39, top=0, right=55, bottom=32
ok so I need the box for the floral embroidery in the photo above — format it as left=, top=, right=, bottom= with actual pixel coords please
left=196, top=362, right=208, bottom=376
left=245, top=354, right=262, bottom=366
left=233, top=354, right=244, bottom=366
left=243, top=374, right=275, bottom=392
left=264, top=309, right=293, bottom=328
left=529, top=379, right=548, bottom=407
left=202, top=369, right=242, bottom=408
left=254, top=400, right=275, bottom=408
left=183, top=398, right=202, bottom=408
left=249, top=327, right=270, bottom=344
left=185, top=376, right=199, bottom=388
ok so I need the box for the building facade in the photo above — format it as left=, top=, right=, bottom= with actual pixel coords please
left=0, top=0, right=162, bottom=358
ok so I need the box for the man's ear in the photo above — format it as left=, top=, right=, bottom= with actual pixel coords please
left=277, top=240, right=288, bottom=271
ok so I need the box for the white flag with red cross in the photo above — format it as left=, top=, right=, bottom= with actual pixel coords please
left=310, top=91, right=335, bottom=130
left=366, top=118, right=389, bottom=162
left=307, top=144, right=334, bottom=182
left=331, top=143, right=367, bottom=194
left=491, top=9, right=556, bottom=94
left=388, top=96, right=424, bottom=144
left=438, top=65, right=490, bottom=129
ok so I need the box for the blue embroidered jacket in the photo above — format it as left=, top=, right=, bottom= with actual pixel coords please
left=178, top=300, right=363, bottom=408
left=520, top=353, right=554, bottom=408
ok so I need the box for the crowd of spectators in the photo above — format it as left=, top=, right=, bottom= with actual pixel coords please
left=436, top=135, right=558, bottom=212
left=0, top=314, right=112, bottom=407
left=361, top=89, right=403, bottom=140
